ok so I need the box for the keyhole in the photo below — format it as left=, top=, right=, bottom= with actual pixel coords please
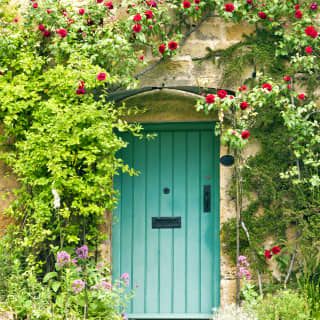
left=163, top=187, right=170, bottom=194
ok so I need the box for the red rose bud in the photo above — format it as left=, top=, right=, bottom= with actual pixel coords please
left=183, top=1, right=191, bottom=8
left=97, top=72, right=106, bottom=81
left=14, top=18, right=18, bottom=22
left=139, top=55, right=144, bottom=60
left=238, top=87, right=243, bottom=92
left=242, top=85, right=247, bottom=90
left=298, top=93, right=305, bottom=100
left=284, top=76, right=291, bottom=82
left=145, top=10, right=153, bottom=19
left=38, top=24, right=45, bottom=31
left=195, top=6, right=199, bottom=9
left=132, top=23, right=142, bottom=32
left=168, top=41, right=178, bottom=50
left=295, top=4, right=299, bottom=9
left=241, top=130, right=250, bottom=139
left=305, top=46, right=313, bottom=53
left=217, top=89, right=227, bottom=99
left=295, top=10, right=302, bottom=18
left=206, top=94, right=215, bottom=104
left=47, top=9, right=51, bottom=13
left=79, top=8, right=85, bottom=15
left=149, top=25, right=153, bottom=30
left=240, top=102, right=248, bottom=110
left=33, top=2, right=38, bottom=8
left=262, top=83, right=272, bottom=91
left=258, top=11, right=267, bottom=19
left=97, top=0, right=103, bottom=2
left=271, top=246, right=280, bottom=255
left=225, top=4, right=234, bottom=12
left=264, top=250, right=272, bottom=259
left=159, top=44, right=166, bottom=54
left=247, top=0, right=252, bottom=4
left=287, top=84, right=291, bottom=89
left=133, top=14, right=142, bottom=21
left=58, top=29, right=67, bottom=38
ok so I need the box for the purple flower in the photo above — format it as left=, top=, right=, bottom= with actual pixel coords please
left=71, top=258, right=78, bottom=265
left=310, top=2, right=318, bottom=10
left=120, top=272, right=129, bottom=280
left=76, top=267, right=82, bottom=272
left=76, top=245, right=88, bottom=259
left=101, top=281, right=112, bottom=290
left=57, top=251, right=70, bottom=267
left=121, top=313, right=128, bottom=320
left=72, top=279, right=85, bottom=293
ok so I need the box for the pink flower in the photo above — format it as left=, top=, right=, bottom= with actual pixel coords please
left=79, top=8, right=85, bottom=15
left=72, top=280, right=85, bottom=293
left=33, top=2, right=38, bottom=8
left=47, top=9, right=51, bottom=13
left=310, top=2, right=318, bottom=10
left=120, top=272, right=130, bottom=279
left=97, top=72, right=106, bottom=81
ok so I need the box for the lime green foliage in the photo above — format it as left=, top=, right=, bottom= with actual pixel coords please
left=245, top=289, right=311, bottom=320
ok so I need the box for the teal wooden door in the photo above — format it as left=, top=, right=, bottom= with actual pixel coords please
left=113, top=123, right=220, bottom=319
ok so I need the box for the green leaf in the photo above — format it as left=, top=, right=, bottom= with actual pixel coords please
left=43, top=272, right=58, bottom=283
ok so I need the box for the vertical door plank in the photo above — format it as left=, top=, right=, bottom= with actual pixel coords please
left=145, top=135, right=160, bottom=313
left=200, top=131, right=214, bottom=313
left=172, top=131, right=186, bottom=313
left=159, top=132, right=173, bottom=313
left=186, top=131, right=201, bottom=313
left=132, top=138, right=147, bottom=313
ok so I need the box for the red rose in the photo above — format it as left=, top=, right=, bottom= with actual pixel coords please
left=258, top=11, right=267, bottom=19
left=310, top=2, right=318, bottom=10
left=76, top=88, right=86, bottom=95
left=133, top=14, right=142, bottom=21
left=271, top=246, right=280, bottom=255
left=262, top=83, right=272, bottom=91
left=149, top=25, right=153, bottom=29
left=146, top=0, right=157, bottom=7
left=43, top=30, right=51, bottom=37
left=240, top=102, right=248, bottom=110
left=305, top=26, right=318, bottom=38
left=287, top=84, right=291, bottom=89
left=217, top=89, right=227, bottom=99
left=264, top=250, right=272, bottom=259
left=47, top=9, right=51, bottom=13
left=33, top=2, right=38, bottom=8
left=206, top=94, right=215, bottom=104
left=247, top=0, right=252, bottom=4
left=284, top=76, right=291, bottom=82
left=14, top=18, right=18, bottom=22
left=295, top=4, right=300, bottom=9
left=305, top=46, right=313, bottom=53
left=241, top=130, right=250, bottom=139
left=159, top=44, right=166, bottom=54
left=195, top=0, right=200, bottom=3
left=97, top=72, right=106, bottom=81
left=238, top=87, right=243, bottom=92
left=183, top=1, right=191, bottom=8
left=242, top=85, right=247, bottom=90
left=295, top=10, right=302, bottom=18
left=105, top=1, right=113, bottom=9
left=79, top=8, right=85, bottom=15
left=139, top=55, right=144, bottom=60
left=97, top=0, right=103, bottom=2
left=132, top=23, right=142, bottom=32
left=58, top=29, right=67, bottom=38
left=168, top=41, right=178, bottom=50
left=145, top=10, right=153, bottom=19
left=38, top=24, right=45, bottom=31
left=225, top=4, right=234, bottom=12
left=298, top=93, right=305, bottom=100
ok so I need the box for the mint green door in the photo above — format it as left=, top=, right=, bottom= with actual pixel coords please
left=112, top=123, right=220, bottom=319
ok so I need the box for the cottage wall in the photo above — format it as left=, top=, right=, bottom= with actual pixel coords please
left=2, top=0, right=259, bottom=308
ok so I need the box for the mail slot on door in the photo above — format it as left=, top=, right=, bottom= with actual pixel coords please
left=152, top=217, right=181, bottom=229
